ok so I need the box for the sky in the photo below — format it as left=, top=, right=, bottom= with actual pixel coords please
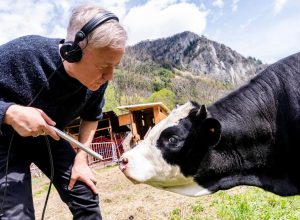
left=0, top=0, right=299, bottom=63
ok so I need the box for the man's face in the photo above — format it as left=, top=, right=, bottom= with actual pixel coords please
left=66, top=46, right=125, bottom=91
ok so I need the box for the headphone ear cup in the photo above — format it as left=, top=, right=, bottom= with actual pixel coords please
left=60, top=41, right=82, bottom=63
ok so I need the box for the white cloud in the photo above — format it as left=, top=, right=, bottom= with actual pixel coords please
left=0, top=0, right=207, bottom=47
left=123, top=0, right=208, bottom=45
left=212, top=0, right=224, bottom=8
left=231, top=0, right=240, bottom=12
left=97, top=0, right=130, bottom=19
left=0, top=0, right=131, bottom=45
left=0, top=0, right=70, bottom=44
left=273, top=0, right=288, bottom=15
left=240, top=17, right=255, bottom=30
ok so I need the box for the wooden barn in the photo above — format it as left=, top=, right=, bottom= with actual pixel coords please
left=117, top=102, right=170, bottom=145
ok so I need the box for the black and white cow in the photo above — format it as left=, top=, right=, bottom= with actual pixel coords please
left=119, top=52, right=300, bottom=197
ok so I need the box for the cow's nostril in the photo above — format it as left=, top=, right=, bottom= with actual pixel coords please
left=121, top=157, right=128, bottom=164
left=119, top=156, right=129, bottom=172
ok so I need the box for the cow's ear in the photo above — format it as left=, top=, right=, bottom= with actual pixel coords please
left=200, top=118, right=222, bottom=146
left=196, top=105, right=207, bottom=121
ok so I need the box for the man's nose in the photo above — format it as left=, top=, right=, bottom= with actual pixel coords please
left=103, top=70, right=113, bottom=81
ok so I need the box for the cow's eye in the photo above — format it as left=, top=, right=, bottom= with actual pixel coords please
left=168, top=136, right=179, bottom=144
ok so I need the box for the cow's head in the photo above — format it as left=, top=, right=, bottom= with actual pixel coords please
left=119, top=101, right=222, bottom=196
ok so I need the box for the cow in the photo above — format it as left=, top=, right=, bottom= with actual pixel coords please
left=119, top=52, right=300, bottom=197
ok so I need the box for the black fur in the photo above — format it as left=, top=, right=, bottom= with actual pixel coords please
left=156, top=52, right=300, bottom=196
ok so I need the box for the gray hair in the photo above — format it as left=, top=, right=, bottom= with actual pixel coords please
left=66, top=4, right=127, bottom=49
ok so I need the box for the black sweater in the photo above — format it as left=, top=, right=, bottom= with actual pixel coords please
left=0, top=35, right=107, bottom=135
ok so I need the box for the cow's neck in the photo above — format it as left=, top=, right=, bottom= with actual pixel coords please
left=197, top=75, right=299, bottom=194
left=209, top=82, right=277, bottom=153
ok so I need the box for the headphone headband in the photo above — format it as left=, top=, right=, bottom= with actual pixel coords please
left=74, top=12, right=119, bottom=44
left=60, top=11, right=119, bottom=63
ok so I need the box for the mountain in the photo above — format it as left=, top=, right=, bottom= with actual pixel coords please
left=125, top=31, right=266, bottom=85
left=108, top=31, right=268, bottom=112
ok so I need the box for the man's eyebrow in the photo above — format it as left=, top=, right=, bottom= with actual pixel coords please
left=95, top=63, right=109, bottom=68
left=96, top=62, right=119, bottom=67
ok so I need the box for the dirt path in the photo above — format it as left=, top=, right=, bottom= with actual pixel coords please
left=33, top=165, right=214, bottom=220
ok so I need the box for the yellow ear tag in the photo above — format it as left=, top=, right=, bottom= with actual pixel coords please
left=210, top=128, right=215, bottom=133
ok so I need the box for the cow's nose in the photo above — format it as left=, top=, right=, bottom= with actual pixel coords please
left=118, top=156, right=128, bottom=172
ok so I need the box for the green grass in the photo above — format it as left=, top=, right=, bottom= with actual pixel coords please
left=33, top=185, right=50, bottom=197
left=168, top=186, right=300, bottom=220
left=94, top=164, right=118, bottom=173
left=33, top=183, right=56, bottom=197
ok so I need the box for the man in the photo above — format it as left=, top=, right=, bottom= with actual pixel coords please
left=0, top=4, right=127, bottom=219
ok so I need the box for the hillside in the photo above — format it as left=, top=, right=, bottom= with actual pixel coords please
left=105, top=31, right=267, bottom=113
left=124, top=31, right=266, bottom=85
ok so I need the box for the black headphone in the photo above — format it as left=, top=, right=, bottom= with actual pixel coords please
left=60, top=12, right=119, bottom=63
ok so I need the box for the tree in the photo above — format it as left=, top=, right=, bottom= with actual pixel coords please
left=152, top=68, right=175, bottom=91
left=103, top=84, right=122, bottom=115
left=147, top=88, right=176, bottom=110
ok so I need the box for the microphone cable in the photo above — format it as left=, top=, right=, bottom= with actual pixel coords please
left=41, top=136, right=54, bottom=220
left=0, top=59, right=65, bottom=220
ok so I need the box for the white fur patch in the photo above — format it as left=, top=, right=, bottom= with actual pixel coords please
left=121, top=102, right=197, bottom=188
left=122, top=138, right=191, bottom=185
left=146, top=102, right=195, bottom=144
left=165, top=182, right=212, bottom=196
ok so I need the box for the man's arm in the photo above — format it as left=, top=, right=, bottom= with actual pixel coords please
left=68, top=120, right=99, bottom=194
left=0, top=101, right=14, bottom=133
left=76, top=120, right=98, bottom=161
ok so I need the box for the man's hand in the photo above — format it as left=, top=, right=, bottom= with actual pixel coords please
left=3, top=104, right=60, bottom=140
left=68, top=151, right=98, bottom=194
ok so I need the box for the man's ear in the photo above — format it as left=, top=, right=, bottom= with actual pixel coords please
left=199, top=118, right=222, bottom=146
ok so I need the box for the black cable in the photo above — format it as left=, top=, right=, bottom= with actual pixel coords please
left=0, top=59, right=66, bottom=218
left=41, top=136, right=54, bottom=220
left=27, top=61, right=65, bottom=107
left=0, top=135, right=55, bottom=219
left=0, top=131, right=15, bottom=216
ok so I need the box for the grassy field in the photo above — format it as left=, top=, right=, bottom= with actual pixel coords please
left=32, top=165, right=300, bottom=220
left=168, top=187, right=300, bottom=220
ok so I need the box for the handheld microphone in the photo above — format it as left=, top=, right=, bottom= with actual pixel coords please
left=51, top=126, right=103, bottom=160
